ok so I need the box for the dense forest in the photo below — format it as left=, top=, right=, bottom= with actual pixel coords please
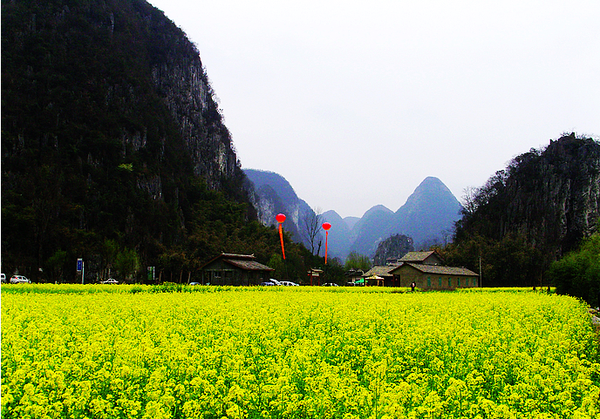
left=1, top=0, right=317, bottom=283
left=440, top=133, right=600, bottom=288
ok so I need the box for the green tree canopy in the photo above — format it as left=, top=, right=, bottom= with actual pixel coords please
left=344, top=251, right=372, bottom=272
left=549, top=232, right=600, bottom=307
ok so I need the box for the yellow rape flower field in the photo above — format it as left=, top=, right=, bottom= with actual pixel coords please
left=2, top=285, right=599, bottom=418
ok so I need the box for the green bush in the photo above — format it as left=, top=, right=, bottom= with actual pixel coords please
left=549, top=232, right=600, bottom=306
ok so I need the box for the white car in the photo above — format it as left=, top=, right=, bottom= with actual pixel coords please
left=10, top=275, right=31, bottom=284
left=100, top=278, right=119, bottom=284
left=280, top=281, right=299, bottom=286
left=1, top=273, right=6, bottom=283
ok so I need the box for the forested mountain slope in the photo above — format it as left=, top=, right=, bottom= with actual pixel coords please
left=446, top=133, right=600, bottom=286
left=1, top=0, right=300, bottom=281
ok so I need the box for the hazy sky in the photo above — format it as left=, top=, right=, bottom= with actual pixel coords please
left=149, top=0, right=599, bottom=218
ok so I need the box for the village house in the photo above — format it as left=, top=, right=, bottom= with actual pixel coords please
left=345, top=269, right=365, bottom=285
left=362, top=265, right=397, bottom=286
left=364, top=250, right=479, bottom=289
left=199, top=253, right=274, bottom=286
left=390, top=263, right=479, bottom=290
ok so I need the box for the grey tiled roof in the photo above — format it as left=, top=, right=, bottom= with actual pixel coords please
left=399, top=263, right=478, bottom=277
left=224, top=259, right=274, bottom=271
left=399, top=251, right=437, bottom=262
left=363, top=265, right=397, bottom=277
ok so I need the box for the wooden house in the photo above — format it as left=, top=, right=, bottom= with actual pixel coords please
left=199, top=253, right=274, bottom=286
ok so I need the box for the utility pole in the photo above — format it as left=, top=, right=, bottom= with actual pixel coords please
left=479, top=254, right=482, bottom=287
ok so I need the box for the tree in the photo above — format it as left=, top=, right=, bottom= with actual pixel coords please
left=302, top=207, right=323, bottom=255
left=101, top=239, right=119, bottom=280
left=115, top=247, right=140, bottom=282
left=45, top=249, right=68, bottom=283
left=549, top=232, right=600, bottom=306
left=460, top=186, right=480, bottom=216
left=268, top=254, right=285, bottom=281
left=344, top=251, right=372, bottom=272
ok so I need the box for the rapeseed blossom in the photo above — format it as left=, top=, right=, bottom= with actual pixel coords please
left=2, top=286, right=599, bottom=418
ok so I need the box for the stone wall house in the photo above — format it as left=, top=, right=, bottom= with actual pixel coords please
left=391, top=263, right=479, bottom=290
left=200, top=253, right=274, bottom=286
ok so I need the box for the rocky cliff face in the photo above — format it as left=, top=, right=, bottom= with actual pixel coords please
left=1, top=0, right=250, bottom=278
left=506, top=135, right=600, bottom=255
left=151, top=48, right=239, bottom=189
left=373, top=234, right=414, bottom=265
left=456, top=133, right=600, bottom=259
left=2, top=0, right=241, bottom=196
left=243, top=169, right=316, bottom=248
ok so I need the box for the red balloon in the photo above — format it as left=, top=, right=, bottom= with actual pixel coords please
left=276, top=213, right=286, bottom=223
left=322, top=222, right=331, bottom=231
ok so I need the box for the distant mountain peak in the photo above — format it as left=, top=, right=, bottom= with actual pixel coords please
left=363, top=204, right=394, bottom=217
left=403, top=176, right=457, bottom=208
left=245, top=171, right=462, bottom=260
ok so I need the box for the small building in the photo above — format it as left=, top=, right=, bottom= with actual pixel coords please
left=345, top=269, right=365, bottom=285
left=362, top=265, right=398, bottom=286
left=199, top=253, right=274, bottom=286
left=399, top=250, right=444, bottom=266
left=391, top=263, right=479, bottom=290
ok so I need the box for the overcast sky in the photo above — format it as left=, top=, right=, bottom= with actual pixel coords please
left=149, top=0, right=599, bottom=218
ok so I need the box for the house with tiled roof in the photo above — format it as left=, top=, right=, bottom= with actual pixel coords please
left=362, top=265, right=398, bottom=287
left=199, top=253, right=274, bottom=286
left=399, top=250, right=444, bottom=266
left=390, top=262, right=479, bottom=289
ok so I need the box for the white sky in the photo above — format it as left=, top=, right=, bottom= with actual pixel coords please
left=149, top=0, right=599, bottom=218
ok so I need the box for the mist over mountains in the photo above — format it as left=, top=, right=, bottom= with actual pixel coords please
left=244, top=170, right=462, bottom=261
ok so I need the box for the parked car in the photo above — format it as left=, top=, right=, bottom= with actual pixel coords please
left=100, top=278, right=119, bottom=284
left=260, top=279, right=282, bottom=286
left=10, top=275, right=30, bottom=284
left=1, top=273, right=6, bottom=283
left=189, top=282, right=200, bottom=286
left=322, top=283, right=339, bottom=286
left=280, top=281, right=299, bottom=286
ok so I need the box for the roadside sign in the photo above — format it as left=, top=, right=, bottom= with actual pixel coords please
left=77, top=258, right=83, bottom=272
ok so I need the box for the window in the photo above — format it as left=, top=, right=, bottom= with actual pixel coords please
left=457, top=277, right=460, bottom=287
left=448, top=278, right=452, bottom=287
left=427, top=277, right=431, bottom=288
left=439, top=277, right=442, bottom=287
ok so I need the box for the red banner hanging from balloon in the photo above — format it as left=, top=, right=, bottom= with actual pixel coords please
left=322, top=222, right=331, bottom=264
left=276, top=213, right=286, bottom=260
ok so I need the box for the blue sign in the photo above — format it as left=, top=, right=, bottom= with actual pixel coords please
left=77, top=258, right=83, bottom=272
